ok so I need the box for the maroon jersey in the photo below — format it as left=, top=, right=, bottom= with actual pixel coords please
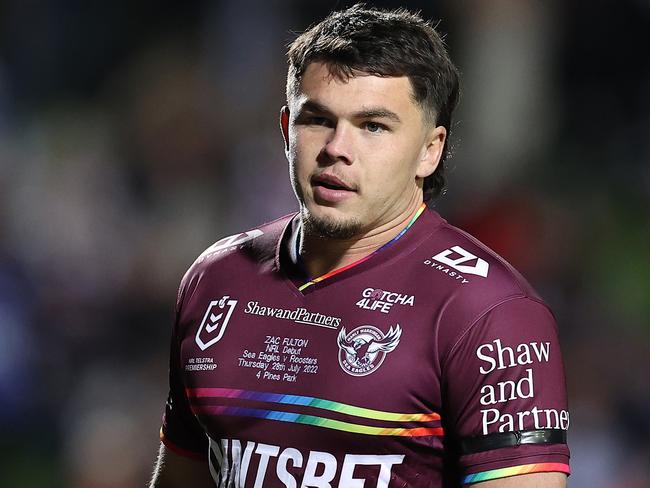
left=160, top=207, right=570, bottom=487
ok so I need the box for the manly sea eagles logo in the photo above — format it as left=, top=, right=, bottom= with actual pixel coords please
left=195, top=296, right=238, bottom=351
left=337, top=325, right=402, bottom=377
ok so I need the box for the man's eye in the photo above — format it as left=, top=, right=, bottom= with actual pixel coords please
left=364, top=122, right=387, bottom=133
left=307, top=117, right=330, bottom=126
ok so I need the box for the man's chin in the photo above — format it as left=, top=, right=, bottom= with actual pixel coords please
left=301, top=209, right=363, bottom=240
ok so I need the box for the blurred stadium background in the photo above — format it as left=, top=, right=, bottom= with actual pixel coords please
left=0, top=1, right=648, bottom=486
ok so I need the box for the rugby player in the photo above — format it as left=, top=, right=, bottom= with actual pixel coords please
left=150, top=4, right=570, bottom=487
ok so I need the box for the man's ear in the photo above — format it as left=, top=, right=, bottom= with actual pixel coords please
left=416, top=125, right=447, bottom=179
left=280, top=106, right=290, bottom=152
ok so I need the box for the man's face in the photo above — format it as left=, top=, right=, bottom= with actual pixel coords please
left=281, top=62, right=445, bottom=239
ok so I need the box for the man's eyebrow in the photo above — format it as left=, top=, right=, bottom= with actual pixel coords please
left=353, top=107, right=402, bottom=123
left=297, top=100, right=333, bottom=115
left=296, top=101, right=402, bottom=124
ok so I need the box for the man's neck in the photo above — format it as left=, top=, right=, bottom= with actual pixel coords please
left=299, top=200, right=424, bottom=280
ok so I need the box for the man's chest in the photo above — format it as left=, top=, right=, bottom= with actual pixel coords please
left=173, top=254, right=457, bottom=486
left=178, top=273, right=444, bottom=423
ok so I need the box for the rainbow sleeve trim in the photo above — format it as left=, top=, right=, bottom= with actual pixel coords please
left=462, top=462, right=570, bottom=484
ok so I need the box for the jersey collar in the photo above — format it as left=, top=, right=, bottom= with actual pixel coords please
left=278, top=203, right=438, bottom=294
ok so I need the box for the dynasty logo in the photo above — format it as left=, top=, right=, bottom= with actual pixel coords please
left=423, top=245, right=490, bottom=284
left=337, top=325, right=402, bottom=377
left=199, top=230, right=264, bottom=261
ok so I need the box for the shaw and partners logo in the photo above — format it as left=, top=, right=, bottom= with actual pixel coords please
left=337, top=325, right=402, bottom=377
left=195, top=296, right=238, bottom=351
left=244, top=301, right=341, bottom=329
left=423, top=245, right=489, bottom=284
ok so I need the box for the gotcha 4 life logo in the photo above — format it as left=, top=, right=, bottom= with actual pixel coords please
left=195, top=296, right=238, bottom=351
left=355, top=287, right=415, bottom=314
left=337, top=325, right=402, bottom=377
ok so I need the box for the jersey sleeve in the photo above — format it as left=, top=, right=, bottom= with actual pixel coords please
left=159, top=286, right=208, bottom=460
left=442, top=296, right=570, bottom=484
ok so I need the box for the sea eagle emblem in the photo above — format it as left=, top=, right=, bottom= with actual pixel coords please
left=337, top=324, right=402, bottom=377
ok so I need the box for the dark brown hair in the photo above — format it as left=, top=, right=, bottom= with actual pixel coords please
left=286, top=3, right=460, bottom=200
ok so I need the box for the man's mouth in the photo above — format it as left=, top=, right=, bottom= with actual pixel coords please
left=311, top=173, right=356, bottom=192
left=310, top=173, right=357, bottom=204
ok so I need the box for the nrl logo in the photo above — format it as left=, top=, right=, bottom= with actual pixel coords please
left=337, top=325, right=402, bottom=377
left=195, top=296, right=238, bottom=351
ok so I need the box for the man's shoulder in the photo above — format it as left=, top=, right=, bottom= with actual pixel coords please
left=412, top=215, right=554, bottom=356
left=181, top=213, right=295, bottom=285
left=413, top=214, right=547, bottom=313
left=438, top=220, right=540, bottom=295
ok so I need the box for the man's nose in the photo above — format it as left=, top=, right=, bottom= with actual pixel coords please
left=322, top=123, right=354, bottom=165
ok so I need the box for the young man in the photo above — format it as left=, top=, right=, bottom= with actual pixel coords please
left=151, top=5, right=570, bottom=487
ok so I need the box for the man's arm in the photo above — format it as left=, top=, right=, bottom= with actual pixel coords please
left=442, top=298, right=571, bottom=485
left=149, top=443, right=214, bottom=488
left=471, top=472, right=567, bottom=487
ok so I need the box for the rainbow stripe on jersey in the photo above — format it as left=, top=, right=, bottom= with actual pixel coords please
left=187, top=387, right=442, bottom=438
